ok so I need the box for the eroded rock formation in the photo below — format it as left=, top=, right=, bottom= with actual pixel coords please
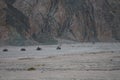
left=0, top=0, right=120, bottom=45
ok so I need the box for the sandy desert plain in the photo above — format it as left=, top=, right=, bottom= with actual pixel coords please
left=0, top=43, right=120, bottom=80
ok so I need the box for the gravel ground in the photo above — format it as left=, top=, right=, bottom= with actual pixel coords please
left=0, top=43, right=120, bottom=80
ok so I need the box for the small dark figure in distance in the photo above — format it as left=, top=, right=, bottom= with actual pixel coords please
left=21, top=48, right=26, bottom=51
left=3, top=49, right=8, bottom=52
left=56, top=46, right=61, bottom=50
left=36, top=47, right=42, bottom=51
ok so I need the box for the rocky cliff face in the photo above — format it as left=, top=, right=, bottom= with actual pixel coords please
left=0, top=0, right=9, bottom=45
left=0, top=0, right=120, bottom=45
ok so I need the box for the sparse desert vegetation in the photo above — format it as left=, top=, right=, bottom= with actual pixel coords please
left=2, top=49, right=8, bottom=52
left=0, top=43, right=120, bottom=80
left=20, top=48, right=26, bottom=51
left=27, top=67, right=36, bottom=71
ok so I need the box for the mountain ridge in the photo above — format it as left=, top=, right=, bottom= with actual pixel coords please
left=0, top=0, right=120, bottom=45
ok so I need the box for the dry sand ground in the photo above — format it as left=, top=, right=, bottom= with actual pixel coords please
left=0, top=43, right=120, bottom=80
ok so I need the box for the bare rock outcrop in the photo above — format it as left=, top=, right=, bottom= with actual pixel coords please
left=0, top=0, right=120, bottom=45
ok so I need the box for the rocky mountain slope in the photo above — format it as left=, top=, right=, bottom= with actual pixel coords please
left=0, top=0, right=120, bottom=45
